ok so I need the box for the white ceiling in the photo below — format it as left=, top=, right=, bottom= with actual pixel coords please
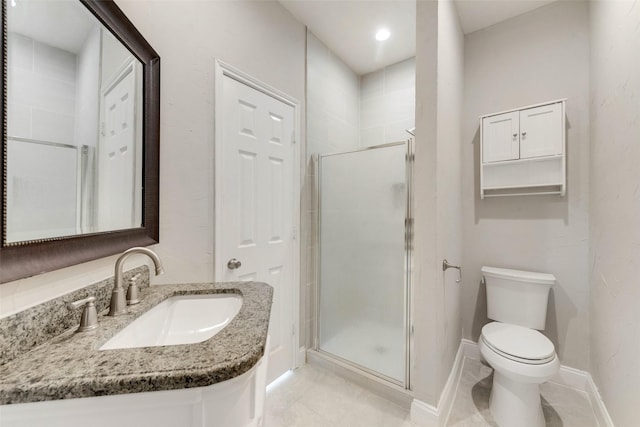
left=279, top=0, right=416, bottom=75
left=454, top=0, right=557, bottom=35
left=279, top=0, right=557, bottom=76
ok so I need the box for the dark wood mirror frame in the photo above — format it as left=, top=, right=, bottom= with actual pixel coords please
left=0, top=0, right=160, bottom=283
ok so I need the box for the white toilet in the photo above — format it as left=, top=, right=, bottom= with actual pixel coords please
left=478, top=266, right=559, bottom=427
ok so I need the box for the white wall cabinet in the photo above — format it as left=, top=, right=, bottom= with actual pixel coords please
left=480, top=99, right=566, bottom=198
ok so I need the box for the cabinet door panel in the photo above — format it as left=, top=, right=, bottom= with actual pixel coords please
left=482, top=111, right=519, bottom=163
left=519, top=103, right=563, bottom=159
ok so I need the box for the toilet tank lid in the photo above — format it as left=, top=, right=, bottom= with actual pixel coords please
left=481, top=266, right=556, bottom=285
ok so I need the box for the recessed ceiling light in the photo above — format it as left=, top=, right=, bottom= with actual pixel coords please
left=375, top=28, right=390, bottom=41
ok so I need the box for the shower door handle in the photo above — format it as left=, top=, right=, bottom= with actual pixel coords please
left=227, top=258, right=242, bottom=270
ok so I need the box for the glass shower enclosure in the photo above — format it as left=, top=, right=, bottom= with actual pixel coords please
left=317, top=141, right=411, bottom=386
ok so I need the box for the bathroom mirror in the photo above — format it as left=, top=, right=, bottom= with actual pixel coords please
left=0, top=0, right=160, bottom=283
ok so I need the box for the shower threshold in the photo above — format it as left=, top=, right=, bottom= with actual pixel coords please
left=306, top=350, right=413, bottom=409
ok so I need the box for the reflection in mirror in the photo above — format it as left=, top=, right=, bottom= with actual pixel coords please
left=6, top=0, right=143, bottom=243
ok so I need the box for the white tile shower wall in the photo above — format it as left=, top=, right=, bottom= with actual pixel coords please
left=7, top=34, right=77, bottom=144
left=304, top=30, right=360, bottom=349
left=360, top=57, right=415, bottom=147
left=306, top=31, right=360, bottom=157
left=461, top=1, right=590, bottom=370
left=4, top=34, right=80, bottom=248
left=75, top=26, right=101, bottom=150
left=305, top=34, right=417, bottom=354
left=589, top=1, right=640, bottom=425
left=1, top=0, right=306, bottom=317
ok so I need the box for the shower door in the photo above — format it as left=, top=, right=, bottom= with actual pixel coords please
left=317, top=142, right=410, bottom=385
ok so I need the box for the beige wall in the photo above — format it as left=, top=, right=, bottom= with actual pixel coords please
left=435, top=0, right=464, bottom=403
left=0, top=0, right=306, bottom=317
left=461, top=0, right=590, bottom=370
left=589, top=1, right=640, bottom=425
left=412, top=0, right=464, bottom=406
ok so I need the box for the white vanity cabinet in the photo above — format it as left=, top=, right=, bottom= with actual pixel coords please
left=480, top=99, right=566, bottom=198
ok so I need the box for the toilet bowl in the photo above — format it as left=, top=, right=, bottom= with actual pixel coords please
left=480, top=322, right=559, bottom=427
left=480, top=266, right=559, bottom=427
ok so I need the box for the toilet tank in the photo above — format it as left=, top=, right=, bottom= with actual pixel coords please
left=482, top=266, right=555, bottom=330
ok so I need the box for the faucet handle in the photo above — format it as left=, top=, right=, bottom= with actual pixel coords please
left=126, top=273, right=142, bottom=305
left=67, top=296, right=98, bottom=332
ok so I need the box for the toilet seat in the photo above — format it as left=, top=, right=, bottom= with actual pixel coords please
left=481, top=322, right=555, bottom=365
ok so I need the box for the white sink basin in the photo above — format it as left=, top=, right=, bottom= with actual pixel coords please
left=100, top=294, right=242, bottom=350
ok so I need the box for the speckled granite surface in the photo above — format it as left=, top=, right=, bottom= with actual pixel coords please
left=0, top=281, right=273, bottom=405
left=0, top=266, right=150, bottom=365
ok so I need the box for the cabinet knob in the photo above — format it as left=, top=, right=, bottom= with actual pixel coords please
left=513, top=133, right=518, bottom=138
left=521, top=131, right=527, bottom=137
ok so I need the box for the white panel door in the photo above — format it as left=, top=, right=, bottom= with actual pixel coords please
left=219, top=75, right=295, bottom=384
left=482, top=111, right=520, bottom=163
left=519, top=103, right=563, bottom=159
left=98, top=65, right=137, bottom=230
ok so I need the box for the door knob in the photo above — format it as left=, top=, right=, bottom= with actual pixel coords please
left=227, top=258, right=242, bottom=270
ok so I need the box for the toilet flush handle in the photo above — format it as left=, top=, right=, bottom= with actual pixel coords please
left=442, top=259, right=462, bottom=284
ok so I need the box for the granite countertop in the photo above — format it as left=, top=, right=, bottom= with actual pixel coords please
left=0, top=282, right=273, bottom=405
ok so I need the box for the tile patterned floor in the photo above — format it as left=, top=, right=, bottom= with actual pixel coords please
left=265, top=358, right=599, bottom=427
left=447, top=358, right=599, bottom=427
left=264, top=364, right=415, bottom=427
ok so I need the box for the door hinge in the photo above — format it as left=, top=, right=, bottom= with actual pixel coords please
left=292, top=226, right=297, bottom=240
left=292, top=324, right=295, bottom=336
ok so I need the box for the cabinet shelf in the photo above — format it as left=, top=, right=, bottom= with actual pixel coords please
left=483, top=189, right=564, bottom=198
left=482, top=183, right=564, bottom=191
left=483, top=154, right=563, bottom=167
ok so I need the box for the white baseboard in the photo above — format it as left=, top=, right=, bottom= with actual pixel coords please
left=462, top=339, right=614, bottom=427
left=549, top=364, right=588, bottom=390
left=436, top=342, right=466, bottom=426
left=410, top=341, right=466, bottom=427
left=586, top=373, right=615, bottom=427
left=410, top=399, right=438, bottom=427
left=296, top=346, right=306, bottom=368
left=461, top=338, right=481, bottom=361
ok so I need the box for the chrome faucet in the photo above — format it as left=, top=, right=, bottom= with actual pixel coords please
left=108, top=247, right=165, bottom=316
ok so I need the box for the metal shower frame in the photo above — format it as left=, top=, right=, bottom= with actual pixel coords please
left=313, top=138, right=414, bottom=390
